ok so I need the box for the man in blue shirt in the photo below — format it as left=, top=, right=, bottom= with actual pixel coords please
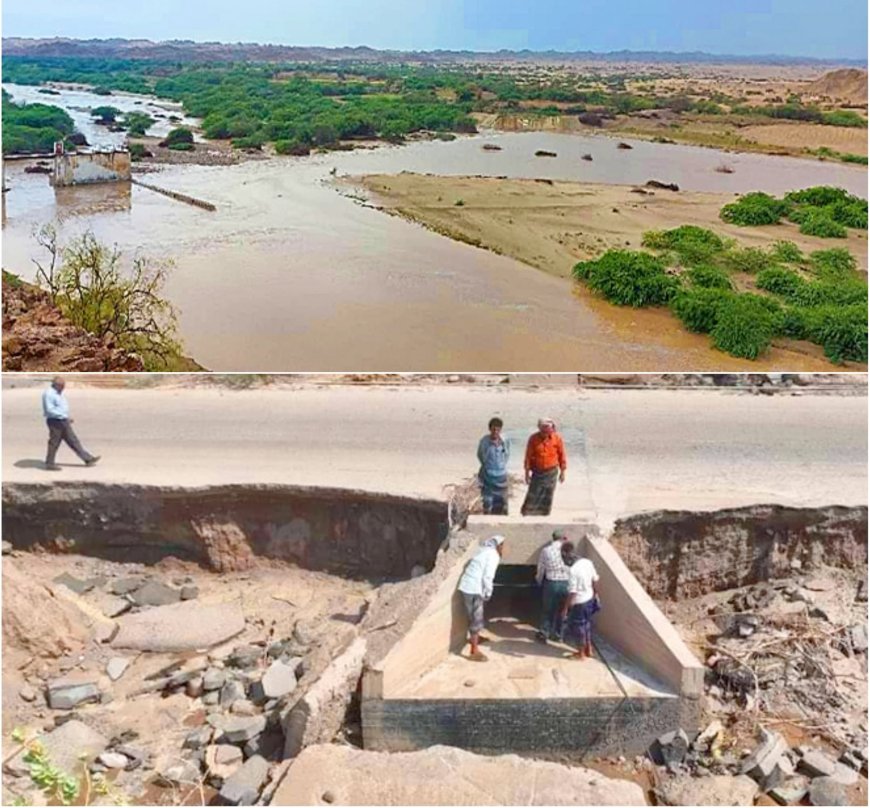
left=477, top=417, right=511, bottom=515
left=42, top=377, right=100, bottom=471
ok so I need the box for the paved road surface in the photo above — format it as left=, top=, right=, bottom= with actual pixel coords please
left=2, top=383, right=866, bottom=524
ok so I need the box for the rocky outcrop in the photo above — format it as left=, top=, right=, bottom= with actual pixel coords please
left=2, top=274, right=144, bottom=371
left=272, top=744, right=646, bottom=805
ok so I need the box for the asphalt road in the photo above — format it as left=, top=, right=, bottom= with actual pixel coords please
left=2, top=383, right=866, bottom=524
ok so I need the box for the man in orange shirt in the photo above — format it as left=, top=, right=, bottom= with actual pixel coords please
left=521, top=418, right=566, bottom=516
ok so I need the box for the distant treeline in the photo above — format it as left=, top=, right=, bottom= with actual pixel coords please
left=2, top=89, right=74, bottom=154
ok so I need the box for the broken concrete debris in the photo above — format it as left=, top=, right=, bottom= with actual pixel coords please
left=46, top=675, right=101, bottom=709
left=219, top=754, right=272, bottom=805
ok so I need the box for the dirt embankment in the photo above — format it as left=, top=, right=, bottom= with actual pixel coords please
left=803, top=68, right=869, bottom=106
left=2, top=274, right=144, bottom=372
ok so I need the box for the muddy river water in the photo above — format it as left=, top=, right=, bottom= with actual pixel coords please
left=3, top=85, right=867, bottom=370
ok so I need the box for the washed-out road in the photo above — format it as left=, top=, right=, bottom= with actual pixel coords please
left=2, top=381, right=866, bottom=524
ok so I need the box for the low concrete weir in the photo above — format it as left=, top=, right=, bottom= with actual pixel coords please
left=0, top=482, right=449, bottom=579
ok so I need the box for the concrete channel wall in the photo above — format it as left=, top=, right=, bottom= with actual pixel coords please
left=52, top=150, right=131, bottom=186
left=361, top=519, right=703, bottom=756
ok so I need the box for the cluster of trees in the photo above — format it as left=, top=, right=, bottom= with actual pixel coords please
left=732, top=102, right=867, bottom=128
left=90, top=106, right=155, bottom=135
left=573, top=213, right=867, bottom=364
left=2, top=90, right=76, bottom=154
left=4, top=56, right=155, bottom=94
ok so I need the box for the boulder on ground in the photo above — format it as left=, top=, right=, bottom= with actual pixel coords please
left=808, top=776, right=847, bottom=806
left=272, top=744, right=645, bottom=805
left=47, top=675, right=101, bottom=709
left=112, top=601, right=245, bottom=652
left=657, top=774, right=758, bottom=806
left=5, top=720, right=107, bottom=779
left=219, top=754, right=271, bottom=805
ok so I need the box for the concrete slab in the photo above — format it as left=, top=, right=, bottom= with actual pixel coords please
left=111, top=600, right=245, bottom=652
left=466, top=516, right=599, bottom=564
left=393, top=615, right=675, bottom=700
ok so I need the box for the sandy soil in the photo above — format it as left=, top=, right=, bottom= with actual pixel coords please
left=739, top=122, right=869, bottom=156
left=3, top=383, right=866, bottom=524
left=356, top=174, right=868, bottom=279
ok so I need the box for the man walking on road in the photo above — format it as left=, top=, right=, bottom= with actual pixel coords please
left=477, top=417, right=511, bottom=515
left=42, top=377, right=100, bottom=471
left=535, top=529, right=571, bottom=643
left=521, top=418, right=567, bottom=516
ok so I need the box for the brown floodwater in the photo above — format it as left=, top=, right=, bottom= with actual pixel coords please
left=2, top=89, right=866, bottom=370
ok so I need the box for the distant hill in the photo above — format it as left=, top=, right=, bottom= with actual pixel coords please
left=2, top=37, right=866, bottom=67
left=804, top=68, right=869, bottom=104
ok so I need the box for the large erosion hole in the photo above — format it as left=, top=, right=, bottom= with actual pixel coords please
left=1, top=483, right=450, bottom=579
left=610, top=504, right=868, bottom=600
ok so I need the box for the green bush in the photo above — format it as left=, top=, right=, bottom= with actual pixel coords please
left=779, top=307, right=810, bottom=340
left=820, top=110, right=867, bottom=128
left=641, top=225, right=726, bottom=265
left=168, top=141, right=194, bottom=151
left=162, top=126, right=194, bottom=146
left=785, top=186, right=852, bottom=207
left=809, top=248, right=857, bottom=279
left=792, top=279, right=868, bottom=308
left=724, top=246, right=778, bottom=274
left=572, top=250, right=679, bottom=307
left=756, top=267, right=804, bottom=298
left=275, top=139, right=311, bottom=156
left=90, top=105, right=121, bottom=123
left=670, top=287, right=731, bottom=333
left=122, top=111, right=154, bottom=136
left=128, top=142, right=147, bottom=159
left=798, top=211, right=847, bottom=238
left=685, top=264, right=733, bottom=290
left=711, top=295, right=778, bottom=359
left=803, top=304, right=868, bottom=363
left=826, top=200, right=868, bottom=229
left=769, top=240, right=804, bottom=264
left=720, top=192, right=790, bottom=226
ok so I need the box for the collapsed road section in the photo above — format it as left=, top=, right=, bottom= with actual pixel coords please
left=1, top=482, right=867, bottom=806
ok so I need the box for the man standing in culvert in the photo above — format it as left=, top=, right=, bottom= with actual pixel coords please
left=42, top=377, right=100, bottom=471
left=521, top=418, right=567, bottom=516
left=457, top=535, right=505, bottom=662
left=535, top=529, right=571, bottom=643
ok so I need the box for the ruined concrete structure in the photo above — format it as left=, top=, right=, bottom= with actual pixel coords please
left=52, top=149, right=131, bottom=186
left=361, top=515, right=704, bottom=757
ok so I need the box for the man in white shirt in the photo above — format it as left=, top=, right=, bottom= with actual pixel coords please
left=42, top=377, right=100, bottom=471
left=534, top=529, right=571, bottom=643
left=562, top=555, right=600, bottom=660
left=457, top=535, right=505, bottom=662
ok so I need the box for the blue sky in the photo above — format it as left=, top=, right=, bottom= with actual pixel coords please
left=3, top=0, right=867, bottom=59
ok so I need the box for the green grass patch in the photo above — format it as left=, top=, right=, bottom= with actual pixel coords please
left=572, top=250, right=679, bottom=307
left=711, top=294, right=780, bottom=359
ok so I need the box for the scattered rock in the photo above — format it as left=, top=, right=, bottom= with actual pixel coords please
left=856, top=579, right=867, bottom=603
left=258, top=660, right=297, bottom=700
left=655, top=728, right=689, bottom=771
left=110, top=577, right=144, bottom=595
left=206, top=743, right=243, bottom=780
left=849, top=624, right=867, bottom=653
left=47, top=675, right=101, bottom=710
left=158, top=757, right=201, bottom=786
left=98, top=752, right=129, bottom=769
left=798, top=749, right=836, bottom=778
left=2, top=540, right=12, bottom=554
left=94, top=621, right=120, bottom=644
left=106, top=657, right=130, bottom=682
left=203, top=667, right=227, bottom=691
left=229, top=644, right=262, bottom=669
left=645, top=180, right=679, bottom=192
left=52, top=572, right=95, bottom=595
left=808, top=776, right=847, bottom=806
left=534, top=149, right=557, bottom=157
left=693, top=719, right=723, bottom=752
left=220, top=679, right=246, bottom=708
left=769, top=775, right=810, bottom=805
left=243, top=729, right=284, bottom=761
left=19, top=683, right=37, bottom=702
left=6, top=720, right=108, bottom=777
left=222, top=715, right=267, bottom=744
left=180, top=585, right=199, bottom=601
left=658, top=774, right=758, bottom=806
left=617, top=142, right=634, bottom=149
left=186, top=676, right=204, bottom=699
left=219, top=754, right=271, bottom=805
left=203, top=690, right=220, bottom=706
left=116, top=745, right=145, bottom=770
left=183, top=726, right=213, bottom=750
left=112, top=601, right=246, bottom=652
left=230, top=699, right=258, bottom=716
left=581, top=153, right=593, bottom=161
left=322, top=790, right=336, bottom=803
left=130, top=580, right=181, bottom=607
left=742, top=729, right=792, bottom=790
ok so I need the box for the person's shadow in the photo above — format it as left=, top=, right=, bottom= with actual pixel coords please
left=14, top=459, right=86, bottom=469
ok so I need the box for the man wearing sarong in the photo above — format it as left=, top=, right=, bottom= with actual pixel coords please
left=477, top=417, right=511, bottom=515
left=534, top=529, right=570, bottom=643
left=521, top=418, right=566, bottom=516
left=562, top=553, right=600, bottom=660
left=457, top=535, right=505, bottom=662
